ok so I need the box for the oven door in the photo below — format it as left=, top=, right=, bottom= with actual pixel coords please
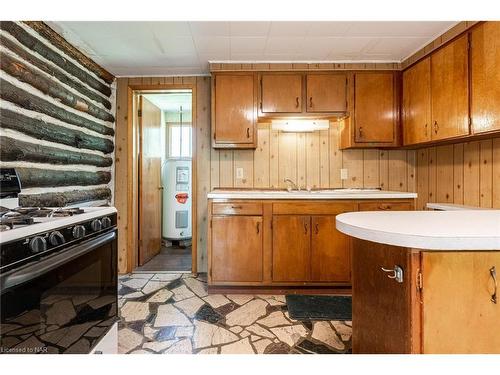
left=0, top=230, right=117, bottom=354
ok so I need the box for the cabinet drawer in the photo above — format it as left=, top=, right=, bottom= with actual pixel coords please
left=273, top=201, right=356, bottom=215
left=212, top=202, right=263, bottom=215
left=358, top=201, right=413, bottom=211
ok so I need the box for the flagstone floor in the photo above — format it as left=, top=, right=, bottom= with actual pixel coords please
left=118, top=273, right=352, bottom=354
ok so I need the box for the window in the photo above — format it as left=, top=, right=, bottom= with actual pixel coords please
left=168, top=124, right=192, bottom=158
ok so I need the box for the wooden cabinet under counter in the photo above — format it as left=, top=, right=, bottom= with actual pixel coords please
left=207, top=196, right=415, bottom=292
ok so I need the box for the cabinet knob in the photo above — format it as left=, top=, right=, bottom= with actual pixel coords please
left=358, top=126, right=363, bottom=138
left=425, top=123, right=428, bottom=137
left=256, top=221, right=260, bottom=234
left=434, top=121, right=439, bottom=134
left=309, top=97, right=313, bottom=108
left=315, top=223, right=319, bottom=235
left=304, top=222, right=308, bottom=235
left=246, top=128, right=250, bottom=138
left=295, top=97, right=300, bottom=108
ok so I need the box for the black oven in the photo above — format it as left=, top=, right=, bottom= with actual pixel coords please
left=0, top=230, right=117, bottom=354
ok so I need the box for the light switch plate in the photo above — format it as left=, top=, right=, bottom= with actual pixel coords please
left=236, top=168, right=244, bottom=179
left=340, top=168, right=348, bottom=180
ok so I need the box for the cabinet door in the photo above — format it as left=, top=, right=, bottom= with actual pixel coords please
left=422, top=252, right=500, bottom=353
left=214, top=74, right=256, bottom=146
left=403, top=57, right=432, bottom=145
left=471, top=22, right=500, bottom=134
left=311, top=216, right=351, bottom=282
left=211, top=216, right=263, bottom=282
left=272, top=215, right=310, bottom=282
left=354, top=72, right=396, bottom=143
left=306, top=73, right=347, bottom=112
left=431, top=34, right=469, bottom=141
left=352, top=240, right=416, bottom=353
left=261, top=74, right=302, bottom=113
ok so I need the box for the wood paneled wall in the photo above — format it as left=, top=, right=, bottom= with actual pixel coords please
left=210, top=122, right=416, bottom=192
left=0, top=21, right=115, bottom=206
left=415, top=138, right=500, bottom=210
left=114, top=76, right=211, bottom=274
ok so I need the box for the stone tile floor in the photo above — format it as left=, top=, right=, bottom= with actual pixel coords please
left=118, top=273, right=352, bottom=354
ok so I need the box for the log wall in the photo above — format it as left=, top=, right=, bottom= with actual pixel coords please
left=0, top=21, right=115, bottom=207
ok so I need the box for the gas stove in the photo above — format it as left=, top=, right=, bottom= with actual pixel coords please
left=0, top=206, right=86, bottom=231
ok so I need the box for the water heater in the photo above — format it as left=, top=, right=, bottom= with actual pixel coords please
left=162, top=159, right=192, bottom=240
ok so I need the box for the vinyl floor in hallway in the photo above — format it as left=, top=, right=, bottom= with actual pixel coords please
left=134, top=245, right=192, bottom=272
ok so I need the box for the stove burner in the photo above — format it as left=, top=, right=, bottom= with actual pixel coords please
left=0, top=215, right=35, bottom=229
left=51, top=208, right=84, bottom=217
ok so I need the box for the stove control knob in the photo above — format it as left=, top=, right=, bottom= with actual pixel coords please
left=101, top=216, right=112, bottom=229
left=72, top=225, right=86, bottom=239
left=49, top=231, right=65, bottom=246
left=30, top=236, right=47, bottom=253
left=91, top=219, right=102, bottom=232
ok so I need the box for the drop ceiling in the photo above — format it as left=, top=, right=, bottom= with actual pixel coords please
left=47, top=21, right=458, bottom=76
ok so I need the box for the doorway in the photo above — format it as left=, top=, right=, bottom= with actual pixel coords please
left=133, top=89, right=194, bottom=273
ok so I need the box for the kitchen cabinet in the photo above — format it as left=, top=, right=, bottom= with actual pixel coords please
left=272, top=215, right=310, bottom=282
left=212, top=73, right=257, bottom=149
left=402, top=57, right=432, bottom=145
left=352, top=239, right=500, bottom=353
left=471, top=21, right=500, bottom=134
left=340, top=71, right=399, bottom=149
left=260, top=73, right=303, bottom=113
left=210, top=215, right=263, bottom=282
left=430, top=34, right=469, bottom=141
left=311, top=216, right=351, bottom=282
left=208, top=198, right=414, bottom=290
left=306, top=73, right=347, bottom=113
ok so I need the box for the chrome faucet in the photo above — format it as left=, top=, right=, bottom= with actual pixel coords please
left=284, top=178, right=300, bottom=192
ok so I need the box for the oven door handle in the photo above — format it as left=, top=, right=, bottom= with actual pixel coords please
left=1, top=230, right=116, bottom=291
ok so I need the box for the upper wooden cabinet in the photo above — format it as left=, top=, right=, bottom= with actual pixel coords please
left=340, top=71, right=399, bottom=149
left=430, top=34, right=469, bottom=141
left=402, top=57, right=432, bottom=145
left=471, top=21, right=500, bottom=134
left=212, top=73, right=257, bottom=149
left=306, top=73, right=347, bottom=113
left=260, top=74, right=303, bottom=113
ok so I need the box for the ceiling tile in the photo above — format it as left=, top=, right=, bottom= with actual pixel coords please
left=306, top=21, right=353, bottom=36
left=229, top=22, right=270, bottom=37
left=265, top=37, right=305, bottom=54
left=189, top=21, right=230, bottom=36
left=154, top=36, right=196, bottom=56
left=268, top=22, right=311, bottom=37
left=364, top=37, right=429, bottom=58
left=193, top=36, right=230, bottom=54
left=230, top=37, right=267, bottom=54
left=343, top=21, right=456, bottom=37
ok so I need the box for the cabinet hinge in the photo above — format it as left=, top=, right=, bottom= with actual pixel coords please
left=137, top=109, right=142, bottom=117
left=416, top=271, right=423, bottom=291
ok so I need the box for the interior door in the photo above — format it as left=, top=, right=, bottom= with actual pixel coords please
left=354, top=72, right=396, bottom=143
left=211, top=216, right=263, bottom=282
left=138, top=96, right=162, bottom=265
left=272, top=215, right=310, bottom=282
left=311, top=216, right=351, bottom=282
left=261, top=74, right=303, bottom=113
left=430, top=34, right=469, bottom=141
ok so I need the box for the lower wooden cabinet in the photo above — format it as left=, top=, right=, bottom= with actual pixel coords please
left=311, top=216, right=351, bottom=282
left=211, top=215, right=263, bottom=282
left=272, top=215, right=310, bottom=282
left=208, top=198, right=415, bottom=289
left=352, top=239, right=500, bottom=354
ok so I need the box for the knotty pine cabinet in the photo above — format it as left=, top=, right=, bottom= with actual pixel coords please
left=212, top=73, right=257, bottom=149
left=208, top=198, right=415, bottom=290
left=352, top=239, right=500, bottom=353
left=340, top=71, right=400, bottom=149
left=306, top=73, right=347, bottom=113
left=471, top=21, right=500, bottom=135
left=260, top=73, right=303, bottom=113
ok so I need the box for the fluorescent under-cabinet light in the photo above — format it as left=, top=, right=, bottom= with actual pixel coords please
left=271, top=119, right=329, bottom=132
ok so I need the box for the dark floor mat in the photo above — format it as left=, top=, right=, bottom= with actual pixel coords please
left=285, top=295, right=352, bottom=320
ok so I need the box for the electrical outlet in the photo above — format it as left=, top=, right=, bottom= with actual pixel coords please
left=340, top=168, right=348, bottom=180
left=236, top=168, right=244, bottom=179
